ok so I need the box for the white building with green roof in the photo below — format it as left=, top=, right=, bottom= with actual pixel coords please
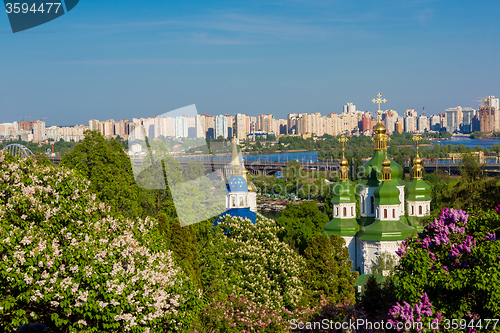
left=324, top=142, right=358, bottom=264
left=325, top=94, right=432, bottom=274
left=406, top=153, right=431, bottom=230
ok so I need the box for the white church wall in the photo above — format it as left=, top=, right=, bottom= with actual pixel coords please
left=407, top=200, right=431, bottom=217
left=360, top=240, right=401, bottom=274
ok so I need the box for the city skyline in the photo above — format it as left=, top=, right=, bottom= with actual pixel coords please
left=1, top=1, right=500, bottom=125
left=3, top=94, right=498, bottom=143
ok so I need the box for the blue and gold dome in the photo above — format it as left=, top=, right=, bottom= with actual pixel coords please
left=227, top=175, right=249, bottom=192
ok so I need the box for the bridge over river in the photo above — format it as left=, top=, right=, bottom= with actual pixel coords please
left=47, top=155, right=500, bottom=177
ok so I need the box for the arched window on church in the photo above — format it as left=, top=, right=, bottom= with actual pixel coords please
left=419, top=205, right=422, bottom=215
left=343, top=207, right=346, bottom=217
left=336, top=207, right=338, bottom=216
left=384, top=209, right=387, bottom=218
left=370, top=196, right=374, bottom=214
left=351, top=206, right=353, bottom=216
left=411, top=205, right=414, bottom=215
left=392, top=209, right=395, bottom=218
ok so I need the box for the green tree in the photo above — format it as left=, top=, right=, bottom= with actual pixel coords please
left=276, top=201, right=329, bottom=254
left=283, top=159, right=303, bottom=183
left=459, top=152, right=486, bottom=181
left=159, top=214, right=201, bottom=288
left=183, top=160, right=205, bottom=181
left=470, top=131, right=483, bottom=139
left=301, top=234, right=358, bottom=307
left=359, top=276, right=398, bottom=322
left=61, top=130, right=143, bottom=218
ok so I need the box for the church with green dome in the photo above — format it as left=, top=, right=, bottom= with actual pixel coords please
left=324, top=93, right=432, bottom=274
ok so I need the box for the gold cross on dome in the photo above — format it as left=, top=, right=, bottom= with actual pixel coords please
left=338, top=134, right=348, bottom=156
left=412, top=134, right=422, bottom=154
left=372, top=93, right=387, bottom=121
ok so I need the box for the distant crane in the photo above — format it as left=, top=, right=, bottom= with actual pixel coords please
left=473, top=98, right=486, bottom=108
left=20, top=115, right=31, bottom=122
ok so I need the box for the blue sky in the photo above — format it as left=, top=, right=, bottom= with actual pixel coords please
left=1, top=0, right=499, bottom=126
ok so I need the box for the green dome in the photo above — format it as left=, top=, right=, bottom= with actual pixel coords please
left=359, top=151, right=404, bottom=187
left=374, top=181, right=401, bottom=206
left=389, top=156, right=404, bottom=186
left=324, top=217, right=358, bottom=237
left=406, top=178, right=431, bottom=201
left=331, top=180, right=356, bottom=204
left=359, top=218, right=416, bottom=241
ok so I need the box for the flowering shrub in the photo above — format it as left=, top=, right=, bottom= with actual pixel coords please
left=0, top=153, right=200, bottom=332
left=193, top=294, right=297, bottom=333
left=388, top=293, right=442, bottom=332
left=393, top=207, right=500, bottom=320
left=295, top=296, right=355, bottom=333
left=200, top=215, right=305, bottom=311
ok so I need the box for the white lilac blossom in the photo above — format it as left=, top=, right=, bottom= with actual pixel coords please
left=0, top=152, right=199, bottom=332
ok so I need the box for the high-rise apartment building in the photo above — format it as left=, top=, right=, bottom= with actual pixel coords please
left=445, top=107, right=462, bottom=133
left=404, top=116, right=417, bottom=133
left=236, top=113, right=248, bottom=140
left=362, top=113, right=373, bottom=133
left=484, top=96, right=500, bottom=132
left=383, top=110, right=398, bottom=133
left=462, top=109, right=476, bottom=134
left=32, top=120, right=46, bottom=142
left=0, top=122, right=19, bottom=137
left=429, top=115, right=441, bottom=131
left=89, top=119, right=99, bottom=131
left=343, top=102, right=356, bottom=113
left=287, top=113, right=299, bottom=134
left=405, top=108, right=418, bottom=118
left=215, top=115, right=228, bottom=139
left=417, top=115, right=429, bottom=133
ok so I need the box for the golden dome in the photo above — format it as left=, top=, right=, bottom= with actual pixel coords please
left=374, top=121, right=386, bottom=134
left=382, top=156, right=391, bottom=167
left=248, top=181, right=257, bottom=192
left=340, top=157, right=349, bottom=167
left=413, top=155, right=422, bottom=165
left=381, top=155, right=392, bottom=181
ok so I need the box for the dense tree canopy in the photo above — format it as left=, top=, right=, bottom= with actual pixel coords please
left=276, top=201, right=329, bottom=254
left=301, top=234, right=358, bottom=306
left=61, top=130, right=143, bottom=218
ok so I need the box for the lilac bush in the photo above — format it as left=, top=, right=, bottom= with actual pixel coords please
left=193, top=294, right=312, bottom=333
left=388, top=293, right=442, bottom=332
left=393, top=207, right=500, bottom=321
left=0, top=152, right=200, bottom=332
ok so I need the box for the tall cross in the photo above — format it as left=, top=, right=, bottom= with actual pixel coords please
left=338, top=134, right=348, bottom=157
left=372, top=92, right=387, bottom=121
left=412, top=133, right=422, bottom=155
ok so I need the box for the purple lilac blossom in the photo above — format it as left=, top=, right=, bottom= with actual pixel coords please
left=388, top=293, right=441, bottom=332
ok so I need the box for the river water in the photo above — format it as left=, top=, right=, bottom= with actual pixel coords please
left=243, top=137, right=500, bottom=163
